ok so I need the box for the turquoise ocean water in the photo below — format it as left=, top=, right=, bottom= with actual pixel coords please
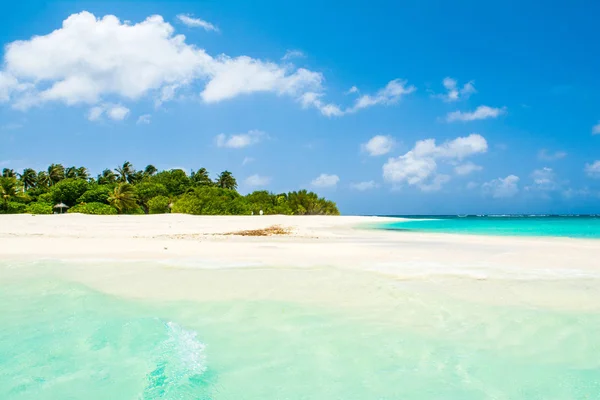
left=380, top=215, right=600, bottom=238
left=2, top=262, right=600, bottom=399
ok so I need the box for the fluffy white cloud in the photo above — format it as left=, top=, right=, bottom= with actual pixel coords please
left=282, top=50, right=304, bottom=60
left=201, top=57, right=323, bottom=103
left=176, top=14, right=219, bottom=32
left=593, top=123, right=600, bottom=135
left=482, top=175, right=520, bottom=198
left=345, top=86, right=359, bottom=95
left=1, top=12, right=326, bottom=112
left=311, top=173, right=339, bottom=188
left=436, top=77, right=476, bottom=102
left=383, top=134, right=487, bottom=191
left=538, top=149, right=567, bottom=161
left=585, top=161, right=600, bottom=178
left=107, top=105, right=130, bottom=120
left=350, top=180, right=379, bottom=191
left=446, top=105, right=506, bottom=122
left=244, top=174, right=271, bottom=187
left=215, top=130, right=265, bottom=149
left=87, top=104, right=129, bottom=121
left=137, top=114, right=151, bottom=124
left=361, top=135, right=395, bottom=156
left=454, top=162, right=482, bottom=175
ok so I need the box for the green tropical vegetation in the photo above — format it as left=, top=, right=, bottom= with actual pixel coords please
left=0, top=163, right=340, bottom=216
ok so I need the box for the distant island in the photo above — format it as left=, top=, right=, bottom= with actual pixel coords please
left=0, top=163, right=340, bottom=216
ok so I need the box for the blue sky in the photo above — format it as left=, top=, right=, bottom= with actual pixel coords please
left=1, top=0, right=599, bottom=215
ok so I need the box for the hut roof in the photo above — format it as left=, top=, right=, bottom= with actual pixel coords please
left=53, top=203, right=69, bottom=209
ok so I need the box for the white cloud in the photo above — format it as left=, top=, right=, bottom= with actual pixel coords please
left=301, top=79, right=415, bottom=117
left=1, top=11, right=327, bottom=113
left=176, top=14, right=219, bottom=32
left=242, top=157, right=255, bottom=166
left=311, top=173, right=339, bottom=188
left=215, top=130, right=266, bottom=149
left=436, top=77, right=476, bottom=102
left=282, top=50, right=304, bottom=60
left=348, top=79, right=415, bottom=113
left=361, top=135, right=395, bottom=156
left=137, top=114, right=151, bottom=124
left=299, top=92, right=344, bottom=117
left=446, top=105, right=506, bottom=122
left=345, top=86, right=359, bottom=95
left=107, top=105, right=130, bottom=120
left=350, top=180, right=379, bottom=191
left=592, top=122, right=600, bottom=135
left=482, top=175, right=520, bottom=198
left=466, top=181, right=479, bottom=190
left=538, top=149, right=567, bottom=161
left=87, top=106, right=104, bottom=121
left=244, top=174, right=271, bottom=187
left=382, top=133, right=487, bottom=191
left=528, top=167, right=559, bottom=191
left=454, top=162, right=482, bottom=175
left=585, top=161, right=600, bottom=178
left=201, top=56, right=323, bottom=103
left=87, top=104, right=129, bottom=121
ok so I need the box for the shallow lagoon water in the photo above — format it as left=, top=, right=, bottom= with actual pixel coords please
left=381, top=215, right=600, bottom=239
left=1, top=262, right=600, bottom=399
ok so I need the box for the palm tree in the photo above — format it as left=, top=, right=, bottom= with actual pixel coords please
left=215, top=171, right=237, bottom=190
left=47, top=164, right=65, bottom=185
left=65, top=166, right=77, bottom=179
left=0, top=177, right=20, bottom=210
left=144, top=165, right=157, bottom=177
left=191, top=168, right=212, bottom=186
left=2, top=168, right=16, bottom=178
left=36, top=171, right=50, bottom=188
left=19, top=168, right=37, bottom=190
left=108, top=183, right=137, bottom=214
left=115, top=161, right=134, bottom=183
left=129, top=170, right=144, bottom=184
left=75, top=167, right=90, bottom=181
left=97, top=169, right=117, bottom=185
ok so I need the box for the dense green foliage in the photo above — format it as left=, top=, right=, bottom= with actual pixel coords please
left=26, top=202, right=53, bottom=214
left=0, top=163, right=340, bottom=216
left=68, top=202, right=118, bottom=215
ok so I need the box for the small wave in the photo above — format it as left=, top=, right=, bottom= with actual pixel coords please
left=142, top=321, right=207, bottom=399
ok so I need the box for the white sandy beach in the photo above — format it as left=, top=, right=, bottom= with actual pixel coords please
left=2, top=214, right=600, bottom=313
left=0, top=214, right=598, bottom=276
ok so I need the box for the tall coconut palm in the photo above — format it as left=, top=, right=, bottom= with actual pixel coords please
left=0, top=177, right=20, bottom=210
left=19, top=168, right=37, bottom=190
left=215, top=171, right=237, bottom=190
left=2, top=168, right=16, bottom=178
left=75, top=167, right=90, bottom=181
left=108, top=183, right=137, bottom=214
left=98, top=169, right=117, bottom=185
left=191, top=168, right=212, bottom=186
left=36, top=171, right=50, bottom=188
left=47, top=164, right=65, bottom=185
left=115, top=161, right=134, bottom=183
left=65, top=166, right=78, bottom=179
left=144, top=164, right=157, bottom=177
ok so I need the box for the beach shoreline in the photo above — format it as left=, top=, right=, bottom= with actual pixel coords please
left=1, top=214, right=598, bottom=275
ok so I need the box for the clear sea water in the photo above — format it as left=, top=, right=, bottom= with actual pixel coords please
left=2, top=262, right=600, bottom=399
left=380, top=215, right=600, bottom=238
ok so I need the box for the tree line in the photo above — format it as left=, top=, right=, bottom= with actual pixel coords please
left=0, top=163, right=340, bottom=216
